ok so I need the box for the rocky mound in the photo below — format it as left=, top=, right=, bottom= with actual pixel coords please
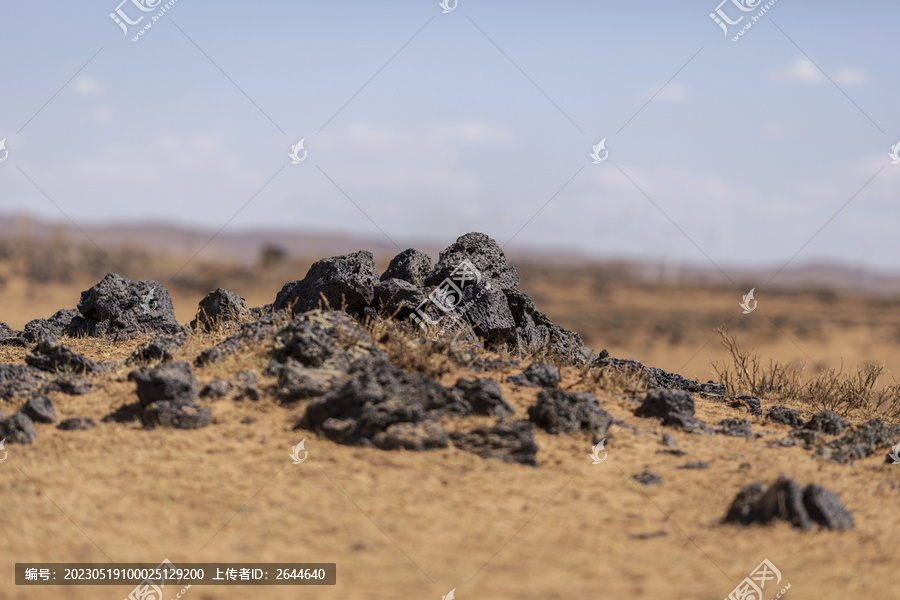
left=0, top=231, right=887, bottom=535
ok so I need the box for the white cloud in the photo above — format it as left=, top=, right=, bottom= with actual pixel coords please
left=770, top=57, right=868, bottom=86
left=93, top=108, right=113, bottom=125
left=834, top=67, right=869, bottom=86
left=650, top=81, right=689, bottom=102
left=72, top=76, right=102, bottom=95
left=640, top=81, right=689, bottom=102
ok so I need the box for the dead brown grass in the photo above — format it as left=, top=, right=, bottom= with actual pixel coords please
left=712, top=325, right=900, bottom=422
left=3, top=238, right=900, bottom=598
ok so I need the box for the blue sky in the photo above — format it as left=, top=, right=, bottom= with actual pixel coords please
left=1, top=0, right=898, bottom=276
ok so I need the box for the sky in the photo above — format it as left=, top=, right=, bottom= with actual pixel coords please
left=1, top=0, right=898, bottom=280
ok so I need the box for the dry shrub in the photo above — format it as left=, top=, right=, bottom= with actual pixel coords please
left=711, top=325, right=900, bottom=422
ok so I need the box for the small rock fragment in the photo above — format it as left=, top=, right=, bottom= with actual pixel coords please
left=634, top=470, right=663, bottom=485
left=21, top=395, right=56, bottom=424
left=0, top=412, right=37, bottom=444
left=26, top=340, right=98, bottom=374
left=58, top=418, right=97, bottom=431
left=451, top=420, right=539, bottom=466
left=507, top=362, right=560, bottom=388
left=454, top=377, right=515, bottom=417
left=528, top=388, right=611, bottom=437
left=190, top=288, right=250, bottom=331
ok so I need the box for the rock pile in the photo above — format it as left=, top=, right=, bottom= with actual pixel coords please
left=724, top=475, right=854, bottom=530
left=67, top=273, right=183, bottom=340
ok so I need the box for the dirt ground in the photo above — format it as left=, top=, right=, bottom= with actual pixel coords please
left=2, top=250, right=900, bottom=599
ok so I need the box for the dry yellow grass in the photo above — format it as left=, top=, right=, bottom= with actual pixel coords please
left=2, top=254, right=900, bottom=599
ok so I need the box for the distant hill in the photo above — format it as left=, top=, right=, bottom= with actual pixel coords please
left=2, top=212, right=899, bottom=294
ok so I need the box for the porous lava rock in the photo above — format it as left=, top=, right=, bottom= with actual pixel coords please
left=58, top=417, right=97, bottom=431
left=380, top=248, right=433, bottom=287
left=724, top=476, right=853, bottom=531
left=528, top=388, right=612, bottom=437
left=127, top=333, right=185, bottom=365
left=25, top=340, right=98, bottom=375
left=635, top=389, right=707, bottom=432
left=453, top=377, right=515, bottom=417
left=299, top=358, right=468, bottom=450
left=66, top=274, right=182, bottom=340
left=194, top=311, right=290, bottom=367
left=21, top=395, right=56, bottom=424
left=451, top=420, right=538, bottom=466
left=0, top=412, right=37, bottom=444
left=766, top=405, right=804, bottom=428
left=815, top=418, right=900, bottom=464
left=190, top=288, right=250, bottom=331
left=372, top=279, right=428, bottom=319
left=507, top=362, right=560, bottom=388
left=23, top=309, right=80, bottom=343
left=425, top=232, right=519, bottom=291
left=128, top=362, right=210, bottom=429
left=803, top=410, right=849, bottom=435
left=274, top=251, right=379, bottom=315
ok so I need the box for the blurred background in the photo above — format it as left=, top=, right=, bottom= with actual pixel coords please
left=1, top=0, right=899, bottom=377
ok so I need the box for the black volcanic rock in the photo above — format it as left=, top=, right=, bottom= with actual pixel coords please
left=507, top=362, right=560, bottom=388
left=23, top=309, right=80, bottom=343
left=194, top=311, right=290, bottom=367
left=190, top=288, right=250, bottom=331
left=372, top=279, right=428, bottom=319
left=21, top=395, right=56, bottom=424
left=425, top=232, right=519, bottom=290
left=529, top=388, right=612, bottom=437
left=128, top=362, right=210, bottom=429
left=274, top=251, right=379, bottom=315
left=453, top=377, right=515, bottom=417
left=803, top=485, right=854, bottom=530
left=0, top=412, right=37, bottom=444
left=380, top=248, right=433, bottom=287
left=66, top=273, right=182, bottom=340
left=803, top=410, right=849, bottom=435
left=451, top=420, right=538, bottom=466
left=718, top=418, right=753, bottom=438
left=0, top=322, right=28, bottom=347
left=26, top=340, right=98, bottom=375
left=815, top=418, right=900, bottom=464
left=766, top=405, right=804, bottom=428
left=635, top=389, right=707, bottom=432
left=461, top=283, right=516, bottom=346
left=127, top=333, right=185, bottom=365
left=504, top=289, right=590, bottom=365
left=299, top=358, right=467, bottom=450
left=58, top=417, right=97, bottom=431
left=725, top=476, right=854, bottom=531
